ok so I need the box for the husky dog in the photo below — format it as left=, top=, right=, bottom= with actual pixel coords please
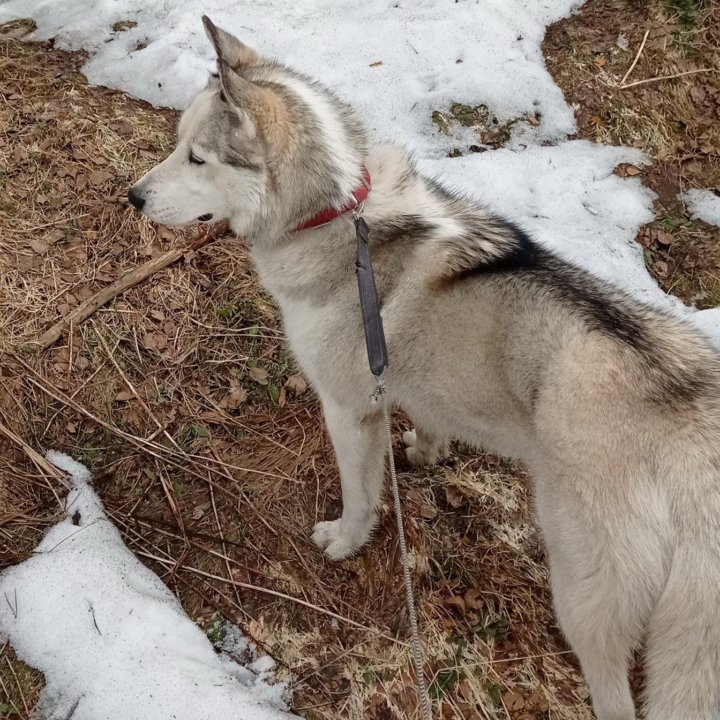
left=130, top=17, right=720, bottom=720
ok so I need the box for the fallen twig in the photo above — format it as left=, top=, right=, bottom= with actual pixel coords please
left=35, top=224, right=228, bottom=350
left=137, top=549, right=409, bottom=646
left=619, top=28, right=649, bottom=87
left=16, top=358, right=286, bottom=481
left=0, top=420, right=70, bottom=501
left=5, top=655, right=31, bottom=718
left=14, top=358, right=286, bottom=536
left=620, top=67, right=711, bottom=89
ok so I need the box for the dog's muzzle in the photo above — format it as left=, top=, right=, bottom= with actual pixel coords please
left=128, top=187, right=145, bottom=211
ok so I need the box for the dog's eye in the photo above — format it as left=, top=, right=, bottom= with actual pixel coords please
left=189, top=151, right=205, bottom=166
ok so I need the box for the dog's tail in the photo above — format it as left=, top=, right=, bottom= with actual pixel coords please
left=643, top=455, right=720, bottom=720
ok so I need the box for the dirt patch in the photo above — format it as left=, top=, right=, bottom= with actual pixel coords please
left=0, top=22, right=589, bottom=720
left=544, top=0, right=720, bottom=308
left=431, top=103, right=542, bottom=156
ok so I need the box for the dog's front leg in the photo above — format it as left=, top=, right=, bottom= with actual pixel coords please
left=312, top=397, right=385, bottom=560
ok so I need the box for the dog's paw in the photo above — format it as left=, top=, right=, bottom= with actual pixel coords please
left=402, top=429, right=423, bottom=466
left=403, top=428, right=445, bottom=467
left=311, top=519, right=365, bottom=561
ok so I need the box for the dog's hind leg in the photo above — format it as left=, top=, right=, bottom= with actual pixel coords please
left=549, top=549, right=639, bottom=720
left=311, top=397, right=385, bottom=560
left=402, top=426, right=448, bottom=467
left=538, top=482, right=650, bottom=720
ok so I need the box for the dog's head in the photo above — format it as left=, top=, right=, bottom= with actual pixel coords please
left=129, top=17, right=367, bottom=238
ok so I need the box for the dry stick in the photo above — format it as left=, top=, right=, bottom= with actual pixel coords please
left=122, top=511, right=379, bottom=627
left=620, top=67, right=712, bottom=89
left=138, top=549, right=408, bottom=646
left=0, top=672, right=17, bottom=720
left=0, top=420, right=70, bottom=503
left=4, top=656, right=30, bottom=718
left=35, top=225, right=226, bottom=350
left=95, top=327, right=187, bottom=459
left=20, top=366, right=281, bottom=535
left=161, top=473, right=185, bottom=535
left=619, top=28, right=650, bottom=87
left=18, top=361, right=285, bottom=481
left=208, top=478, right=244, bottom=611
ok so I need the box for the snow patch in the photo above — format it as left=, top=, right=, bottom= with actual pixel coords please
left=0, top=0, right=583, bottom=151
left=0, top=452, right=296, bottom=720
left=684, top=189, right=720, bottom=227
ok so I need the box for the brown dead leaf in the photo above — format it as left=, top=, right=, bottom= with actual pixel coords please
left=616, top=162, right=642, bottom=178
left=690, top=85, right=707, bottom=104
left=115, top=390, right=134, bottom=402
left=75, top=173, right=89, bottom=191
left=444, top=595, right=466, bottom=615
left=441, top=702, right=454, bottom=719
left=248, top=366, right=269, bottom=385
left=406, top=488, right=424, bottom=505
left=503, top=689, right=525, bottom=711
left=88, top=169, right=113, bottom=185
left=29, top=239, right=48, bottom=254
left=445, top=485, right=464, bottom=508
left=218, top=387, right=248, bottom=410
left=284, top=373, right=307, bottom=397
left=464, top=588, right=483, bottom=611
left=142, top=332, right=168, bottom=351
left=655, top=230, right=674, bottom=246
left=46, top=228, right=66, bottom=244
left=392, top=678, right=419, bottom=716
left=157, top=227, right=175, bottom=243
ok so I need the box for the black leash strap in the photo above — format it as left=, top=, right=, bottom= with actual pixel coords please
left=355, top=216, right=388, bottom=377
left=354, top=214, right=432, bottom=719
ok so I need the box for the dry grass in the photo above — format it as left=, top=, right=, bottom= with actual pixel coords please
left=544, top=0, right=720, bottom=308
left=0, top=20, right=594, bottom=720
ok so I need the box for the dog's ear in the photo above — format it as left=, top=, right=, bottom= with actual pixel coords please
left=217, top=59, right=266, bottom=114
left=202, top=16, right=260, bottom=72
left=217, top=59, right=289, bottom=150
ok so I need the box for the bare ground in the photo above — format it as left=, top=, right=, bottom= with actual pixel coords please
left=544, top=0, right=720, bottom=307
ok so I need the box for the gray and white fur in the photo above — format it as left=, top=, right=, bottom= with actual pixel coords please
left=130, top=17, right=720, bottom=720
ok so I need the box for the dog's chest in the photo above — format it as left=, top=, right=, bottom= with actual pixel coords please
left=277, top=298, right=346, bottom=382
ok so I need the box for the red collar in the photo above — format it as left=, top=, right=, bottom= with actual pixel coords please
left=293, top=167, right=371, bottom=231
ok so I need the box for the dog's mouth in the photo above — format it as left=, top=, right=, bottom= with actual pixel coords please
left=198, top=213, right=213, bottom=222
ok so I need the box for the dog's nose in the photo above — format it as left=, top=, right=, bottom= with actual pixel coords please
left=128, top=187, right=145, bottom=211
